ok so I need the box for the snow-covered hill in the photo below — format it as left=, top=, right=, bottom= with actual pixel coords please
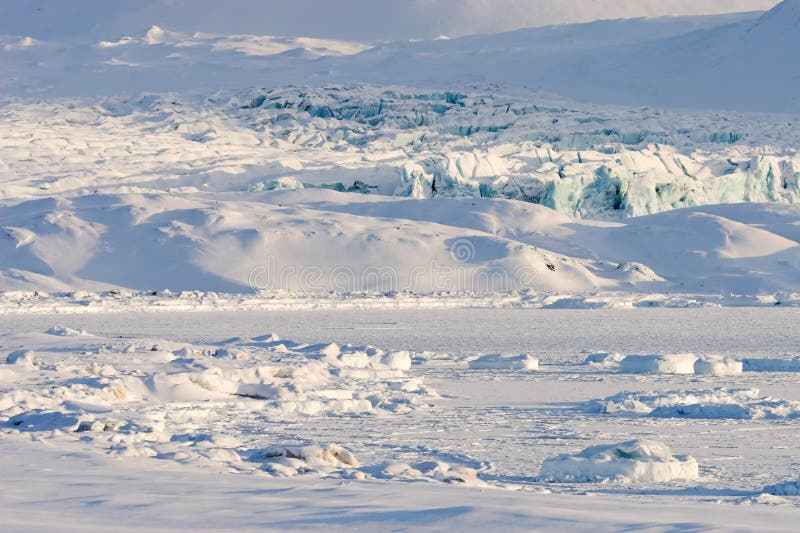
left=1, top=189, right=798, bottom=295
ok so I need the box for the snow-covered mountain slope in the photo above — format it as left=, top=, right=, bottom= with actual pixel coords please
left=2, top=2, right=797, bottom=114
left=0, top=0, right=779, bottom=41
left=308, top=0, right=800, bottom=113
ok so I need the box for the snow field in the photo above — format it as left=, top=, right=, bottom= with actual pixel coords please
left=6, top=320, right=800, bottom=494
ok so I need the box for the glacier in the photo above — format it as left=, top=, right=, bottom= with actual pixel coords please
left=5, top=85, right=796, bottom=220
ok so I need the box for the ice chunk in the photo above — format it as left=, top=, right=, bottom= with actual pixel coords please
left=467, top=353, right=539, bottom=370
left=694, top=357, right=742, bottom=376
left=619, top=354, right=698, bottom=374
left=380, top=351, right=412, bottom=371
left=539, top=439, right=699, bottom=483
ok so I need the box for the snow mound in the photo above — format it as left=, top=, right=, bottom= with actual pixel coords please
left=256, top=444, right=361, bottom=477
left=618, top=354, right=698, bottom=374
left=313, top=345, right=414, bottom=376
left=382, top=460, right=488, bottom=487
left=9, top=410, right=82, bottom=431
left=742, top=357, right=800, bottom=372
left=467, top=353, right=539, bottom=370
left=582, top=352, right=625, bottom=367
left=764, top=480, right=800, bottom=496
left=592, top=388, right=800, bottom=419
left=212, top=347, right=250, bottom=360
left=45, top=325, right=92, bottom=337
left=6, top=350, right=38, bottom=367
left=694, top=356, right=743, bottom=376
left=539, top=440, right=699, bottom=483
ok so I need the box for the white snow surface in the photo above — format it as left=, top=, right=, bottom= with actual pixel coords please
left=5, top=1, right=800, bottom=528
left=2, top=309, right=800, bottom=530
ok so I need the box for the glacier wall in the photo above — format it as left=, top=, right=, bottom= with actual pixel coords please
left=3, top=85, right=800, bottom=220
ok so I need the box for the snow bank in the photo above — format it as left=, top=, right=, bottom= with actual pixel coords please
left=467, top=353, right=539, bottom=370
left=595, top=353, right=745, bottom=376
left=45, top=325, right=92, bottom=337
left=6, top=350, right=38, bottom=367
left=742, top=357, right=800, bottom=372
left=592, top=388, right=800, bottom=419
left=539, top=440, right=699, bottom=483
left=382, top=460, right=488, bottom=487
left=582, top=352, right=625, bottom=367
left=694, top=356, right=743, bottom=376
left=618, top=354, right=698, bottom=374
left=256, top=444, right=362, bottom=477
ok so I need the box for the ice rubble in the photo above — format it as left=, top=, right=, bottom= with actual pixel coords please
left=591, top=388, right=800, bottom=420
left=539, top=440, right=699, bottom=483
left=0, top=331, right=439, bottom=472
left=4, top=86, right=800, bottom=221
left=255, top=444, right=362, bottom=478
left=380, top=460, right=488, bottom=487
left=582, top=352, right=625, bottom=367
left=467, top=353, right=539, bottom=370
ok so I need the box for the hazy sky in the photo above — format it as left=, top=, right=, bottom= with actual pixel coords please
left=0, top=0, right=782, bottom=41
